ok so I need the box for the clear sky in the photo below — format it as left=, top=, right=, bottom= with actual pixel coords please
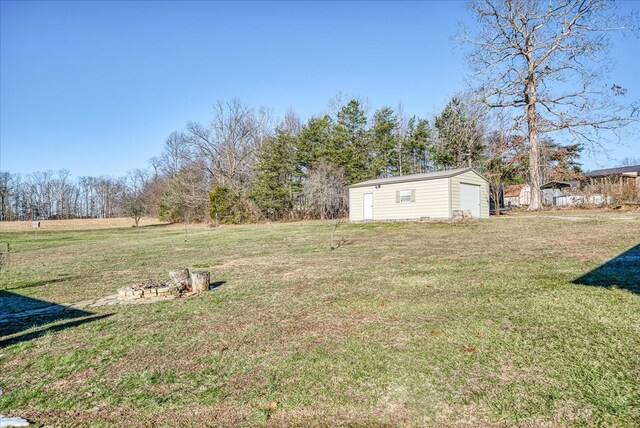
left=1, top=0, right=639, bottom=178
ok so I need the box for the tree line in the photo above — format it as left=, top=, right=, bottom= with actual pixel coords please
left=0, top=95, right=583, bottom=224
left=0, top=170, right=125, bottom=222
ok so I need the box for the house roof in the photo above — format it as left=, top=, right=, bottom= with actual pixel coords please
left=540, top=181, right=576, bottom=189
left=586, top=165, right=640, bottom=177
left=348, top=167, right=487, bottom=188
left=503, top=184, right=525, bottom=198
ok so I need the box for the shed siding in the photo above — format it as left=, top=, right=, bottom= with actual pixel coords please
left=450, top=170, right=490, bottom=218
left=349, top=178, right=450, bottom=221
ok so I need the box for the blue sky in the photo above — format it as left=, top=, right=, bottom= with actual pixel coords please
left=1, top=0, right=639, bottom=177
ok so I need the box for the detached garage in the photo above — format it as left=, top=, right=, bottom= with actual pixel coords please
left=348, top=167, right=489, bottom=221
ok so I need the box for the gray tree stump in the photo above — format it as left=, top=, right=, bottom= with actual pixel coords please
left=169, top=268, right=191, bottom=291
left=191, top=271, right=210, bottom=293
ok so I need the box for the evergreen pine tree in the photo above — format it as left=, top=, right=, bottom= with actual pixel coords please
left=433, top=97, right=484, bottom=169
left=296, top=115, right=334, bottom=170
left=404, top=116, right=433, bottom=174
left=370, top=107, right=399, bottom=178
left=332, top=99, right=371, bottom=183
left=250, top=128, right=299, bottom=220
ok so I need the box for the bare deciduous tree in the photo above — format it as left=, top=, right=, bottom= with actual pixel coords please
left=282, top=108, right=303, bottom=136
left=186, top=99, right=273, bottom=190
left=162, top=161, right=210, bottom=237
left=121, top=169, right=150, bottom=227
left=0, top=172, right=12, bottom=221
left=303, top=162, right=348, bottom=220
left=483, top=124, right=521, bottom=215
left=620, top=156, right=640, bottom=167
left=160, top=132, right=192, bottom=178
left=464, top=0, right=636, bottom=209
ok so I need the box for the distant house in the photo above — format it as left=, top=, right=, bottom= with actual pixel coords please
left=348, top=167, right=490, bottom=221
left=586, top=165, right=640, bottom=203
left=587, top=165, right=640, bottom=187
left=587, top=164, right=640, bottom=178
left=503, top=184, right=531, bottom=207
left=541, top=181, right=581, bottom=206
left=503, top=181, right=586, bottom=207
left=539, top=180, right=614, bottom=206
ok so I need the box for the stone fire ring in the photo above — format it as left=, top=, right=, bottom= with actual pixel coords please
left=117, top=280, right=184, bottom=301
left=117, top=269, right=210, bottom=302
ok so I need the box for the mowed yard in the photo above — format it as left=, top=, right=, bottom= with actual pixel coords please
left=0, top=211, right=639, bottom=427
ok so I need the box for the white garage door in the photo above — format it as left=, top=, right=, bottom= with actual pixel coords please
left=460, top=183, right=481, bottom=218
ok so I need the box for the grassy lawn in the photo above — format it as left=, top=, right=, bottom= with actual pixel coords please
left=1, top=211, right=639, bottom=427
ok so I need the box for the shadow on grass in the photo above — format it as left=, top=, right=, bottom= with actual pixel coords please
left=4, top=275, right=77, bottom=291
left=0, top=314, right=111, bottom=348
left=573, top=244, right=640, bottom=294
left=210, top=280, right=226, bottom=290
left=0, top=291, right=110, bottom=345
left=135, top=222, right=174, bottom=229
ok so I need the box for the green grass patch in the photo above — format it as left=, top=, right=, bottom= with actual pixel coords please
left=1, top=213, right=639, bottom=427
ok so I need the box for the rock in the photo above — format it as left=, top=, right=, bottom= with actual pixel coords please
left=169, top=269, right=191, bottom=286
left=169, top=269, right=192, bottom=292
left=117, top=287, right=145, bottom=300
left=191, top=271, right=210, bottom=293
left=155, top=286, right=170, bottom=295
left=143, top=288, right=157, bottom=298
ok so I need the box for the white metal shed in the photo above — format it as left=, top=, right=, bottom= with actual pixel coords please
left=348, top=168, right=490, bottom=221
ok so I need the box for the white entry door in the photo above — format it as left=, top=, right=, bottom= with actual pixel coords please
left=363, top=193, right=373, bottom=220
left=460, top=183, right=481, bottom=218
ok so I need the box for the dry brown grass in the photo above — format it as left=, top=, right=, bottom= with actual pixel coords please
left=502, top=206, right=640, bottom=219
left=0, top=210, right=639, bottom=427
left=0, top=217, right=169, bottom=232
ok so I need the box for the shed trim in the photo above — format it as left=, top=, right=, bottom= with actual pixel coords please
left=348, top=167, right=488, bottom=189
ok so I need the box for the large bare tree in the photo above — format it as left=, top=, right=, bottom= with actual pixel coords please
left=464, top=0, right=635, bottom=209
left=186, top=99, right=273, bottom=190
left=160, top=132, right=192, bottom=178
left=161, top=161, right=210, bottom=234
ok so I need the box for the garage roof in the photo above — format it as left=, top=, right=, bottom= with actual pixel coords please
left=504, top=184, right=526, bottom=198
left=349, top=167, right=487, bottom=188
left=586, top=165, right=640, bottom=177
left=540, top=181, right=578, bottom=189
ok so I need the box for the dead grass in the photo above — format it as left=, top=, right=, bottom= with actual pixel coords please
left=0, top=210, right=639, bottom=427
left=0, top=217, right=169, bottom=232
